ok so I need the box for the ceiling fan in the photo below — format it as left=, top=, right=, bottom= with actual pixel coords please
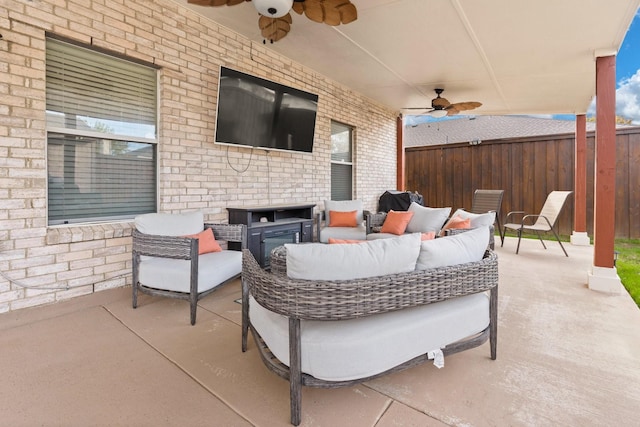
left=187, top=0, right=358, bottom=43
left=405, top=89, right=482, bottom=118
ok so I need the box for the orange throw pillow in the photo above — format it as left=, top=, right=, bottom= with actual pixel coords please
left=328, top=238, right=366, bottom=244
left=329, top=210, right=358, bottom=227
left=380, top=210, right=415, bottom=235
left=442, top=216, right=471, bottom=234
left=421, top=231, right=436, bottom=241
left=183, top=228, right=222, bottom=254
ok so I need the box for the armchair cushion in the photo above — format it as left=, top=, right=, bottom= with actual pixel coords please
left=416, top=226, right=490, bottom=270
left=380, top=210, right=414, bottom=235
left=285, top=233, right=421, bottom=281
left=135, top=211, right=204, bottom=236
left=138, top=250, right=242, bottom=293
left=405, top=203, right=451, bottom=233
left=328, top=210, right=358, bottom=227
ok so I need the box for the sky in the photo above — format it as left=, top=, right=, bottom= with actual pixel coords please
left=407, top=11, right=640, bottom=126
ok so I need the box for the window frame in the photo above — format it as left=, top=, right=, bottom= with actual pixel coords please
left=45, top=35, right=160, bottom=226
left=330, top=121, right=355, bottom=201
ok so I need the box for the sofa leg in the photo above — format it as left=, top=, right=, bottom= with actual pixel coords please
left=241, top=278, right=249, bottom=352
left=289, top=318, right=302, bottom=426
left=489, top=287, right=498, bottom=360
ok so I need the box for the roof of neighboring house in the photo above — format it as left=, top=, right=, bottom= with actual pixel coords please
left=404, top=116, right=600, bottom=147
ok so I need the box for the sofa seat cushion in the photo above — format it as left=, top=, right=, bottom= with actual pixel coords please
left=250, top=292, right=490, bottom=382
left=138, top=250, right=241, bottom=293
left=318, top=224, right=367, bottom=243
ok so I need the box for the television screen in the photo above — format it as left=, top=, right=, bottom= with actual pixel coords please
left=214, top=66, right=318, bottom=153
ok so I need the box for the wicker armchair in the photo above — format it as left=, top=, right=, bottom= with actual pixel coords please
left=132, top=211, right=246, bottom=325
left=242, top=245, right=498, bottom=425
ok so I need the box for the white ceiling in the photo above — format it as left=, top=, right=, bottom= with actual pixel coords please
left=174, top=0, right=640, bottom=116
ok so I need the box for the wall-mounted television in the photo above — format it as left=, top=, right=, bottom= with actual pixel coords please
left=214, top=66, right=318, bottom=153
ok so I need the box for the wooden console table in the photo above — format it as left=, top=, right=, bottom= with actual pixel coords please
left=227, top=204, right=315, bottom=268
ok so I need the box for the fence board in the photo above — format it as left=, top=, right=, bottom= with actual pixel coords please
left=405, top=127, right=640, bottom=239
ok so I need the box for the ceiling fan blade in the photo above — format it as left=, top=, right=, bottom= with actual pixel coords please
left=293, top=0, right=358, bottom=25
left=446, top=108, right=460, bottom=116
left=336, top=1, right=358, bottom=24
left=259, top=13, right=293, bottom=42
left=187, top=0, right=247, bottom=6
left=448, top=101, right=482, bottom=111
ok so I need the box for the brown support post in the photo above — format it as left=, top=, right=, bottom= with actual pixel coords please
left=588, top=54, right=622, bottom=293
left=571, top=114, right=590, bottom=246
left=396, top=115, right=405, bottom=191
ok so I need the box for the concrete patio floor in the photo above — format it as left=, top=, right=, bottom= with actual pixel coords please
left=1, top=236, right=639, bottom=426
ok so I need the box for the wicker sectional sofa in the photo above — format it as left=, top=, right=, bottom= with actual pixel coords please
left=241, top=229, right=499, bottom=425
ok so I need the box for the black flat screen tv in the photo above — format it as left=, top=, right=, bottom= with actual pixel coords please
left=214, top=66, right=318, bottom=153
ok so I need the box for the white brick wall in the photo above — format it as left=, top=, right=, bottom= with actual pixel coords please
left=0, top=0, right=398, bottom=313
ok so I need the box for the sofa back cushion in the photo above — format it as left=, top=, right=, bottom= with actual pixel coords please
left=135, top=211, right=204, bottom=236
left=405, top=203, right=452, bottom=233
left=324, top=200, right=364, bottom=225
left=285, top=233, right=421, bottom=281
left=416, top=226, right=490, bottom=270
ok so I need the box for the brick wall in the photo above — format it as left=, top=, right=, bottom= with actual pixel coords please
left=0, top=0, right=398, bottom=312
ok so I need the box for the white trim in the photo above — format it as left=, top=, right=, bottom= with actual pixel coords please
left=588, top=265, right=623, bottom=294
left=570, top=231, right=591, bottom=246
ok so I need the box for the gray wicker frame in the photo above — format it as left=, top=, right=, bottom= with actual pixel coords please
left=241, top=246, right=498, bottom=425
left=132, top=223, right=246, bottom=325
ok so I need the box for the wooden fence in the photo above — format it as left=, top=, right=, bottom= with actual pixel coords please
left=405, top=127, right=640, bottom=239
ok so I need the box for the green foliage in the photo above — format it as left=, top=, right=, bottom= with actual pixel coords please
left=615, top=239, right=640, bottom=308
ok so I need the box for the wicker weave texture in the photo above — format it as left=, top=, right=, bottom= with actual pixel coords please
left=244, top=246, right=498, bottom=321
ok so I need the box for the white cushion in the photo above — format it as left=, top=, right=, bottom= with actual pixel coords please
left=416, top=226, right=490, bottom=270
left=365, top=232, right=400, bottom=240
left=405, top=203, right=452, bottom=233
left=285, top=233, right=421, bottom=280
left=444, top=208, right=496, bottom=229
left=319, top=224, right=367, bottom=243
left=138, top=250, right=241, bottom=293
left=324, top=200, right=364, bottom=225
left=135, top=211, right=204, bottom=236
left=250, top=292, right=489, bottom=381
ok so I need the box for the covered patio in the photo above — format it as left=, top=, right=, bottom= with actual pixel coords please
left=2, top=237, right=639, bottom=426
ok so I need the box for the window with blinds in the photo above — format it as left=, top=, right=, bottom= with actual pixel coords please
left=330, top=121, right=354, bottom=201
left=45, top=37, right=158, bottom=225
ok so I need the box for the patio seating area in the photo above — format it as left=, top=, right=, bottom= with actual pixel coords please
left=1, top=237, right=639, bottom=426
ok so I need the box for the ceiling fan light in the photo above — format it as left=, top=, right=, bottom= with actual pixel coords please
left=253, top=0, right=294, bottom=18
left=430, top=109, right=448, bottom=118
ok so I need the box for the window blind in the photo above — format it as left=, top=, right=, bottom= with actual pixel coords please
left=46, top=38, right=157, bottom=137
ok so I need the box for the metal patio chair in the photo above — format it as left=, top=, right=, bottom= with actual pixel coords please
left=501, top=191, right=572, bottom=257
left=470, top=189, right=505, bottom=246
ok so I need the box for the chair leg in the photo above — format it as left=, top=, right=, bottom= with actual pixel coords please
left=190, top=293, right=198, bottom=326
left=551, top=228, right=569, bottom=257
left=496, top=218, right=504, bottom=246
left=132, top=282, right=138, bottom=309
left=535, top=231, right=547, bottom=249
left=515, top=229, right=522, bottom=254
